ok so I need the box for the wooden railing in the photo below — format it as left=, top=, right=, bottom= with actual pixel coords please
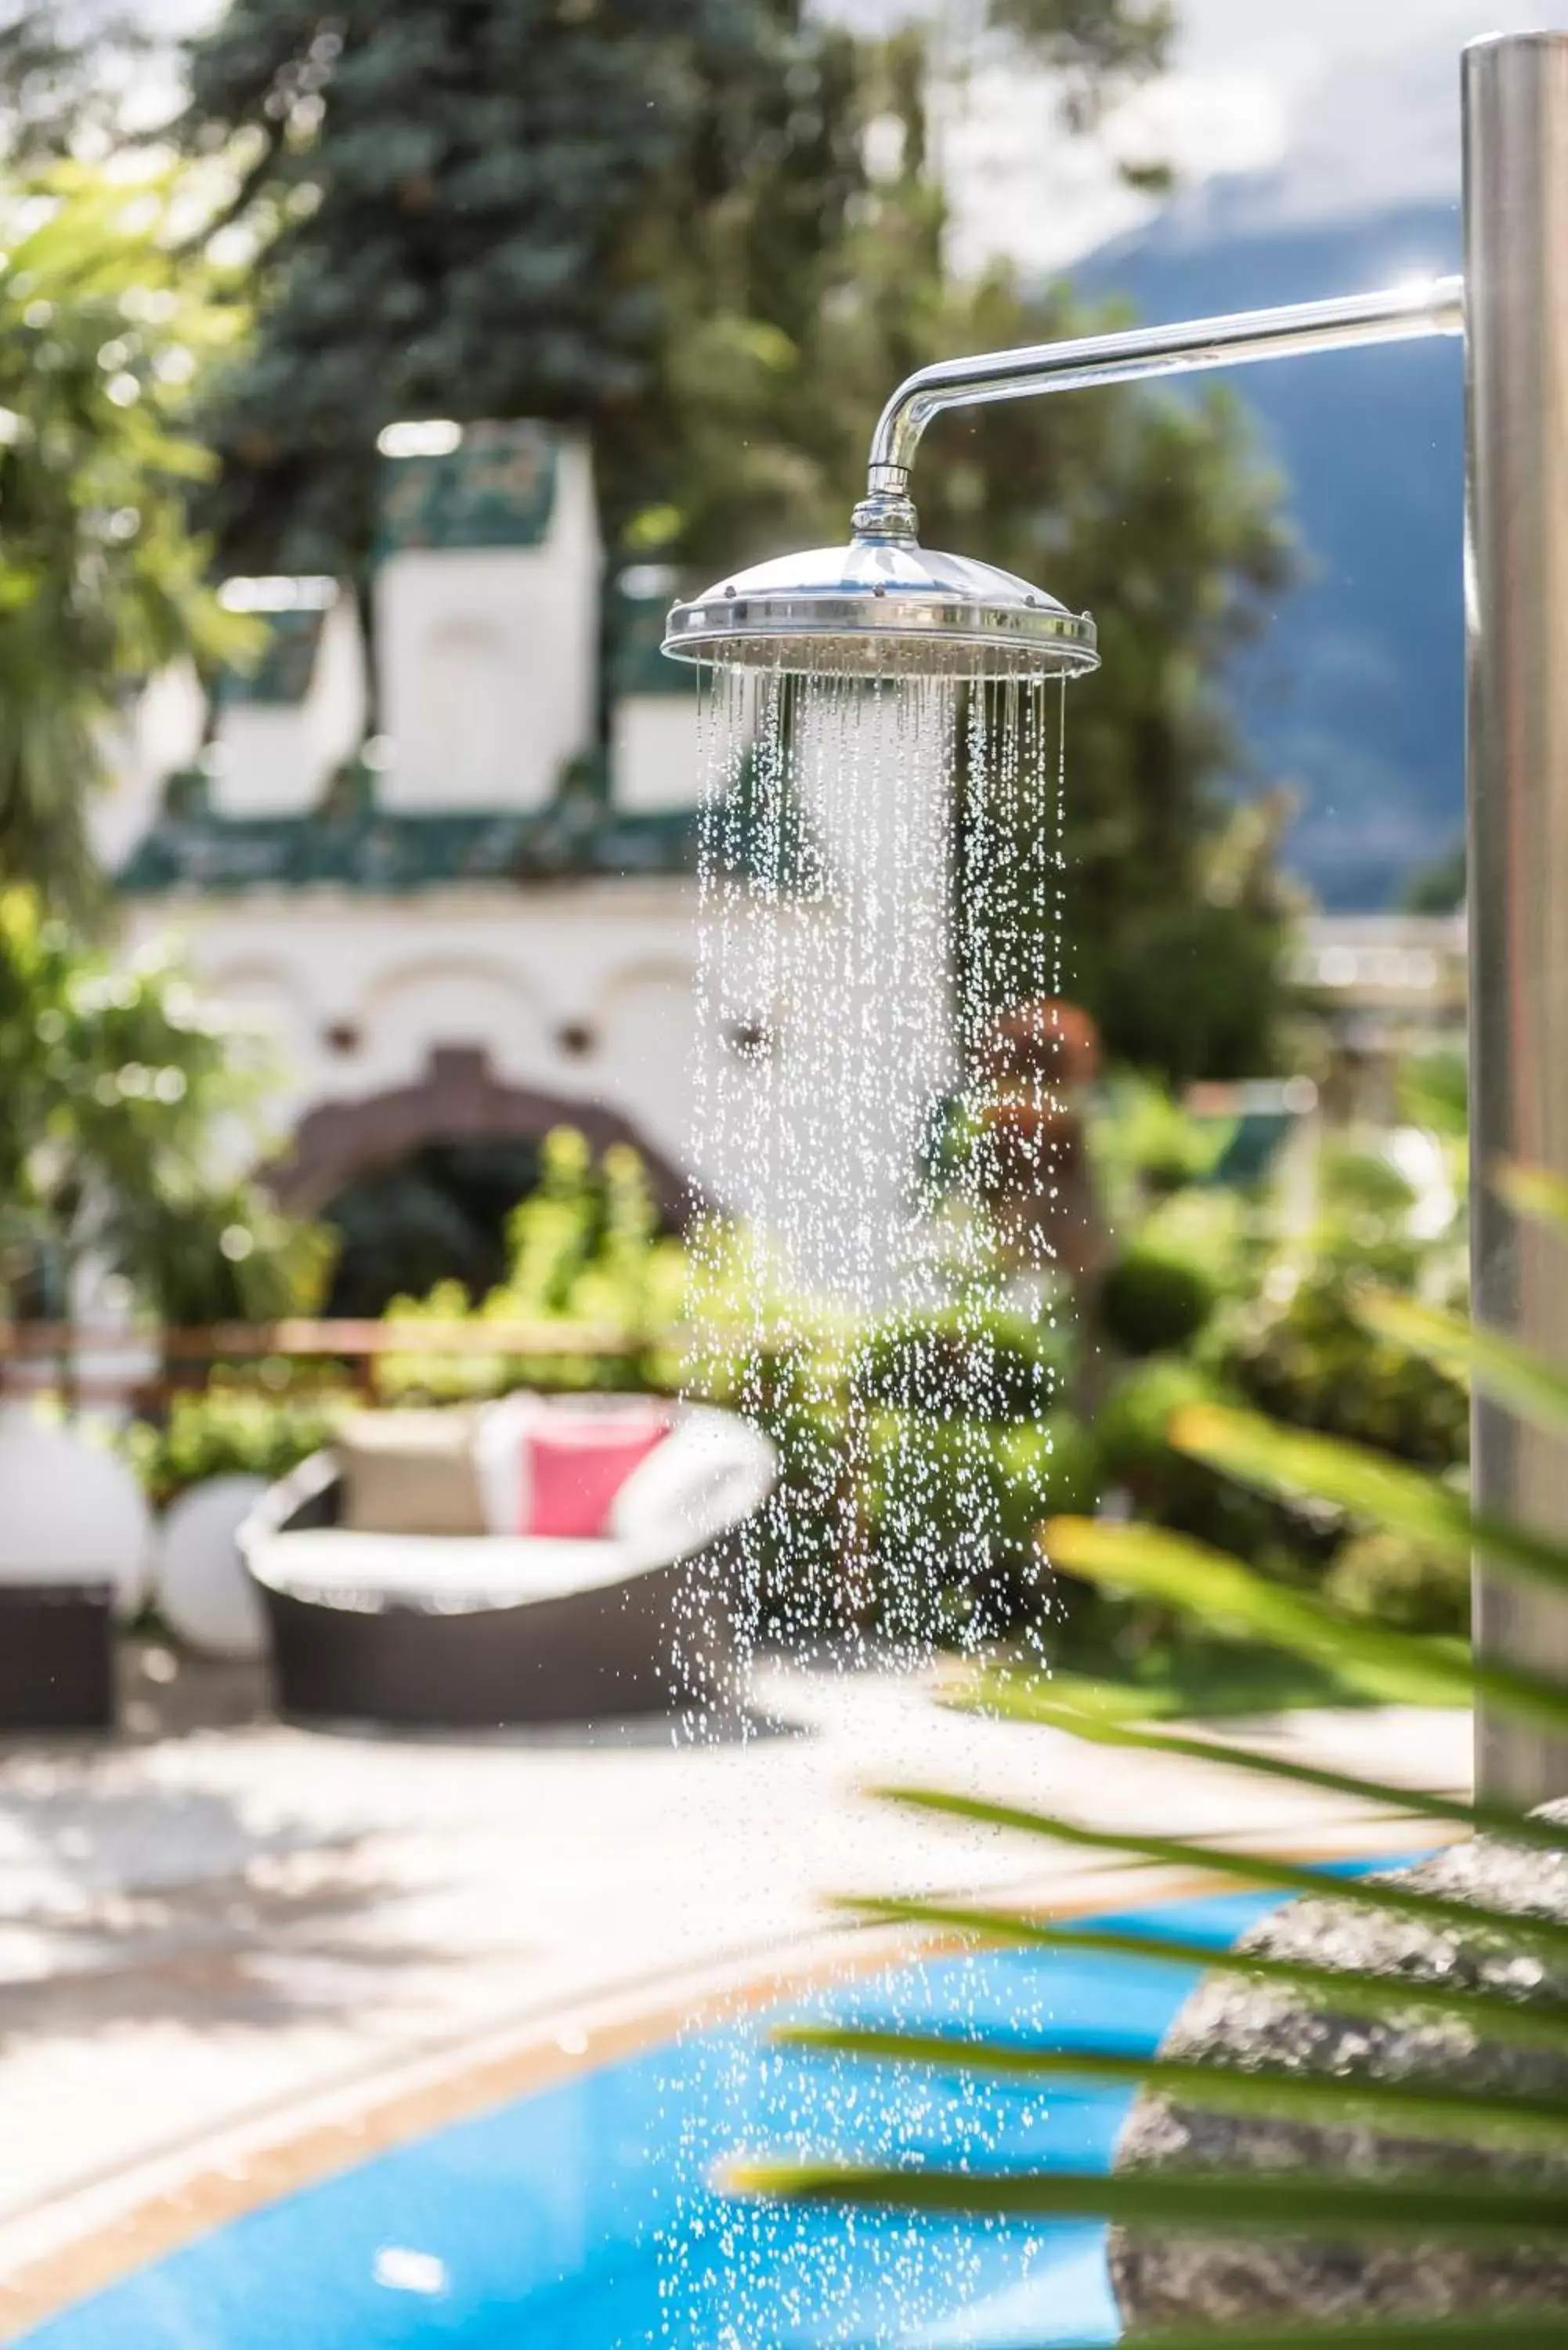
left=0, top=1319, right=677, bottom=1405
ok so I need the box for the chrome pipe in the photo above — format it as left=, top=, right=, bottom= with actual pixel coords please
left=1465, top=31, right=1568, bottom=1806
left=865, top=277, right=1465, bottom=495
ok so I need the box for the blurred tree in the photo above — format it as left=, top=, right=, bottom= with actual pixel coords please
left=0, top=168, right=247, bottom=905
left=680, top=45, right=1297, bottom=1079
left=0, top=3, right=149, bottom=165
left=182, top=0, right=1295, bottom=1078
left=0, top=886, right=327, bottom=1340
left=179, top=0, right=1172, bottom=573
left=1403, top=833, right=1465, bottom=914
left=179, top=0, right=852, bottom=576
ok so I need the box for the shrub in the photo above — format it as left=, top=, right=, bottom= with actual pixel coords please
left=742, top=1395, right=858, bottom=1641
left=1093, top=1352, right=1333, bottom=1597
left=1324, top=1527, right=1470, bottom=1637
left=1102, top=1241, right=1219, bottom=1356
left=862, top=1408, right=1100, bottom=1645
left=377, top=1127, right=691, bottom=1403
left=867, top=1409, right=1098, bottom=1562
left=126, top=1386, right=345, bottom=1510
left=851, top=1304, right=1071, bottom=1421
left=1095, top=1354, right=1225, bottom=1488
left=1224, top=1267, right=1468, bottom=1469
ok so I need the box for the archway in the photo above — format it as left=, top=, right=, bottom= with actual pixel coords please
left=267, top=1047, right=699, bottom=1318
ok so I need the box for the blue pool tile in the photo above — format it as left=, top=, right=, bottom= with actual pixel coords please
left=20, top=1885, right=1339, bottom=2349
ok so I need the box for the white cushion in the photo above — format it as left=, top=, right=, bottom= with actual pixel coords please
left=609, top=1408, right=776, bottom=1564
left=157, top=1476, right=269, bottom=1660
left=0, top=1407, right=150, bottom=1617
left=248, top=1528, right=630, bottom=1613
left=472, top=1394, right=540, bottom=1536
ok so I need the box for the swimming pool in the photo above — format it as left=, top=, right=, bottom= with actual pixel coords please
left=19, top=1887, right=1305, bottom=2349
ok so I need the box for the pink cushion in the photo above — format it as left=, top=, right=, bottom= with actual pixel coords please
left=522, top=1411, right=670, bottom=1538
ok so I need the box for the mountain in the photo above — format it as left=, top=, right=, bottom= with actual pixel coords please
left=1072, top=46, right=1465, bottom=909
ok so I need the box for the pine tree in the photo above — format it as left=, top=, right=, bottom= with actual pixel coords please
left=181, top=0, right=862, bottom=573
left=182, top=0, right=1297, bottom=1079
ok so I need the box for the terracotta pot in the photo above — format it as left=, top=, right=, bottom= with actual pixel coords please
left=975, top=997, right=1100, bottom=1088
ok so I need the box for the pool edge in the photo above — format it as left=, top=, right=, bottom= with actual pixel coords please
left=0, top=1818, right=1457, bottom=2341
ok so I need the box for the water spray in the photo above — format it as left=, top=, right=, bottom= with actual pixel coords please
left=666, top=33, right=1568, bottom=1805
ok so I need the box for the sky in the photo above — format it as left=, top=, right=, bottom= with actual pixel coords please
left=828, top=0, right=1568, bottom=273
left=125, top=0, right=1568, bottom=275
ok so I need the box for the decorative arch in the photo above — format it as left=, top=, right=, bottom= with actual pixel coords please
left=589, top=953, right=698, bottom=1025
left=267, top=1044, right=697, bottom=1227
left=358, top=953, right=543, bottom=1019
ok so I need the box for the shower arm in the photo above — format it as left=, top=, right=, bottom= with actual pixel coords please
left=858, top=276, right=1466, bottom=519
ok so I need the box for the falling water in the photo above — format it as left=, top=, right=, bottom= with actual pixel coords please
left=685, top=654, right=1082, bottom=1672
left=658, top=653, right=1086, bottom=2345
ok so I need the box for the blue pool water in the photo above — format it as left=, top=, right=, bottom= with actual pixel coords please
left=23, top=1889, right=1306, bottom=2349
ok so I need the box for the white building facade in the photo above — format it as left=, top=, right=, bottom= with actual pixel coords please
left=106, top=422, right=722, bottom=1230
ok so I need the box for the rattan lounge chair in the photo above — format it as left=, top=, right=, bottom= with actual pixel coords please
left=238, top=1405, right=775, bottom=1727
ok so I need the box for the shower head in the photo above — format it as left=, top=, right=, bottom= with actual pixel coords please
left=661, top=496, right=1098, bottom=682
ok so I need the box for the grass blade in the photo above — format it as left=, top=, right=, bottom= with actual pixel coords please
left=1043, top=1517, right=1568, bottom=1737
left=730, top=2162, right=1568, bottom=2240
left=875, top=1784, right=1568, bottom=1968
left=835, top=1896, right=1568, bottom=2061
left=778, top=2025, right=1568, bottom=2156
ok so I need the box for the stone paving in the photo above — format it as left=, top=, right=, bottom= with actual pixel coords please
left=0, top=1638, right=1470, bottom=2323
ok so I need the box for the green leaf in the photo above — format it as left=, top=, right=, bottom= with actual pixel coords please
left=728, top=2161, right=1568, bottom=2240
left=1042, top=1517, right=1568, bottom=1736
left=833, top=1896, right=1568, bottom=2059
left=1172, top=1406, right=1551, bottom=1594
left=777, top=2026, right=1568, bottom=2155
left=1170, top=1404, right=1470, bottom=1562
left=1495, top=1161, right=1568, bottom=1236
left=983, top=1696, right=1568, bottom=1855
left=874, top=1785, right=1568, bottom=1968
left=1357, top=1290, right=1568, bottom=1439
left=1173, top=1400, right=1568, bottom=1606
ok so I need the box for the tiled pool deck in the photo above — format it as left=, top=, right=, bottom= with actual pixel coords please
left=0, top=1645, right=1469, bottom=2336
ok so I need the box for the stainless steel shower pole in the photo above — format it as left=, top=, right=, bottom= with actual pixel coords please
left=1465, top=31, right=1568, bottom=1805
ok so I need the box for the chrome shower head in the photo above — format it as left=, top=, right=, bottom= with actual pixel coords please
left=661, top=497, right=1097, bottom=682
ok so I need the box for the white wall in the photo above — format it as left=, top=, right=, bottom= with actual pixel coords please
left=90, top=662, right=206, bottom=871
left=125, top=882, right=716, bottom=1191
left=376, top=436, right=600, bottom=815
left=211, top=595, right=367, bottom=819
left=610, top=696, right=702, bottom=812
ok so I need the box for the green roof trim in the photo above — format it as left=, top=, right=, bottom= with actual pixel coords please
left=376, top=422, right=560, bottom=559
left=118, top=800, right=701, bottom=895
left=116, top=768, right=818, bottom=901
left=609, top=582, right=699, bottom=700
left=216, top=607, right=327, bottom=709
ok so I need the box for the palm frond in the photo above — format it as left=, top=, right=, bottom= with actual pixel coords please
left=833, top=1896, right=1568, bottom=2059
left=730, top=2163, right=1568, bottom=2241
left=1494, top=1162, right=1568, bottom=1235
left=779, top=2025, right=1568, bottom=2155
left=751, top=1175, right=1568, bottom=2323
left=972, top=1694, right=1567, bottom=1853
left=1357, top=1290, right=1568, bottom=1439
left=1169, top=1402, right=1568, bottom=1603
left=875, top=1785, right=1568, bottom=1965
left=1042, top=1517, right=1568, bottom=1736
